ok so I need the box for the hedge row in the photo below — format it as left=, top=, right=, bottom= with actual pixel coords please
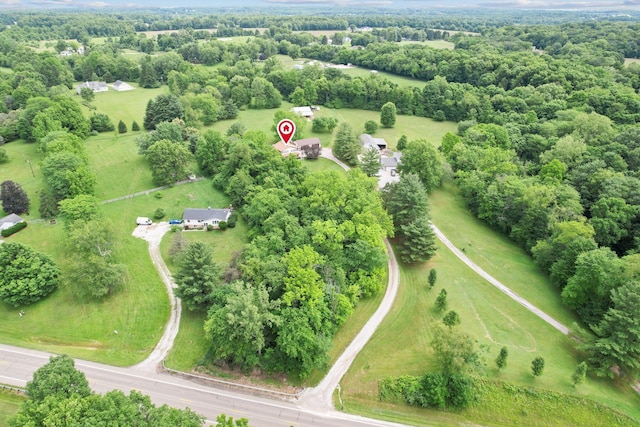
left=1, top=221, right=27, bottom=237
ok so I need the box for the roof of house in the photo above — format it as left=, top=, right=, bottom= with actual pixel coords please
left=76, top=81, right=107, bottom=91
left=0, top=214, right=24, bottom=231
left=272, top=141, right=296, bottom=153
left=291, top=106, right=313, bottom=117
left=360, top=133, right=387, bottom=148
left=112, top=80, right=134, bottom=90
left=183, top=208, right=230, bottom=222
left=381, top=157, right=398, bottom=168
left=294, top=137, right=321, bottom=148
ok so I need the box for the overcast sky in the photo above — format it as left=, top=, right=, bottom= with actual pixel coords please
left=3, top=0, right=640, bottom=10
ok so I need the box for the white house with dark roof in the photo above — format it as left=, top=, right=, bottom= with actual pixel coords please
left=76, top=81, right=108, bottom=95
left=183, top=208, right=231, bottom=230
left=0, top=214, right=24, bottom=232
left=111, top=80, right=134, bottom=91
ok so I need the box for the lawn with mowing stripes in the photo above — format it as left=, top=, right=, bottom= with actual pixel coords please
left=339, top=240, right=640, bottom=425
left=429, top=180, right=580, bottom=328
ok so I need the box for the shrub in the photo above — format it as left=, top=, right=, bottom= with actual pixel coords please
left=89, top=113, right=115, bottom=132
left=206, top=224, right=214, bottom=231
left=0, top=148, right=7, bottom=163
left=132, top=121, right=140, bottom=131
left=218, top=221, right=228, bottom=231
left=227, top=213, right=238, bottom=228
left=364, top=120, right=378, bottom=134
left=118, top=120, right=127, bottom=134
left=154, top=192, right=163, bottom=199
left=153, top=208, right=165, bottom=220
left=1, top=221, right=27, bottom=237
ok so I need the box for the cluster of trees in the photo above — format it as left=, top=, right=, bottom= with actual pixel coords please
left=10, top=355, right=209, bottom=426
left=0, top=180, right=29, bottom=214
left=179, top=129, right=393, bottom=378
left=382, top=174, right=437, bottom=264
left=443, top=109, right=640, bottom=377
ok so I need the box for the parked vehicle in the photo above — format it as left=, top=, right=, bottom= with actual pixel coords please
left=168, top=219, right=183, bottom=225
left=136, top=217, right=152, bottom=225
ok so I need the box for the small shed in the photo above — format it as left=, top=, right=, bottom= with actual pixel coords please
left=360, top=134, right=388, bottom=150
left=291, top=106, right=314, bottom=118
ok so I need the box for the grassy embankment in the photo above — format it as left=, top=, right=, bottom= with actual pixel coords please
left=0, top=390, right=23, bottom=427
left=338, top=180, right=640, bottom=426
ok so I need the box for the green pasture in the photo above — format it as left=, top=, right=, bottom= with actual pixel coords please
left=339, top=241, right=640, bottom=425
left=429, top=180, right=579, bottom=328
left=0, top=140, right=42, bottom=217
left=0, top=218, right=168, bottom=366
left=339, top=67, right=429, bottom=88
left=302, top=158, right=347, bottom=174
left=0, top=390, right=23, bottom=427
left=82, top=85, right=168, bottom=129
left=321, top=108, right=457, bottom=150
left=86, top=133, right=154, bottom=201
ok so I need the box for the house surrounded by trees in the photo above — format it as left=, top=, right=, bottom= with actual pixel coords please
left=183, top=208, right=231, bottom=230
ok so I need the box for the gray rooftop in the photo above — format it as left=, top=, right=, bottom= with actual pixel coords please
left=183, top=208, right=230, bottom=222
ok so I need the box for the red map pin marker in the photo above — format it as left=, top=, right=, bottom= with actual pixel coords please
left=277, top=119, right=296, bottom=145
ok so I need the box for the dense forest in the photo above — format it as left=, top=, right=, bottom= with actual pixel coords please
left=1, top=8, right=639, bottom=380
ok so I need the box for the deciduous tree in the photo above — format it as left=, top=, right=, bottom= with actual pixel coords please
left=145, top=139, right=193, bottom=186
left=380, top=101, right=397, bottom=128
left=0, top=180, right=29, bottom=214
left=495, top=346, right=508, bottom=370
left=531, top=356, right=545, bottom=377
left=397, top=139, right=442, bottom=193
left=0, top=242, right=59, bottom=307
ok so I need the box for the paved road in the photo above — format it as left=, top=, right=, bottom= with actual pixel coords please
left=0, top=345, right=405, bottom=427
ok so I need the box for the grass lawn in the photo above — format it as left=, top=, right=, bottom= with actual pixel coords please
left=429, top=180, right=579, bottom=328
left=0, top=390, right=23, bottom=427
left=82, top=85, right=168, bottom=129
left=0, top=140, right=43, bottom=217
left=0, top=219, right=168, bottom=366
left=339, top=67, right=429, bottom=89
left=161, top=211, right=248, bottom=372
left=339, top=241, right=640, bottom=425
left=320, top=108, right=457, bottom=150
left=86, top=133, right=154, bottom=201
left=302, top=158, right=347, bottom=174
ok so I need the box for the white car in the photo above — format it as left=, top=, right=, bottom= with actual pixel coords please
left=136, top=217, right=152, bottom=225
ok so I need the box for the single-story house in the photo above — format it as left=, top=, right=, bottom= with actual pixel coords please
left=0, top=214, right=24, bottom=231
left=111, top=80, right=134, bottom=91
left=292, top=64, right=304, bottom=70
left=291, top=106, right=314, bottom=118
left=59, top=50, right=73, bottom=57
left=183, top=208, right=231, bottom=230
left=360, top=134, right=388, bottom=150
left=294, top=137, right=321, bottom=159
left=272, top=140, right=298, bottom=157
left=76, top=81, right=108, bottom=95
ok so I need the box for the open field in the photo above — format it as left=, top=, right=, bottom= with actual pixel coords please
left=0, top=219, right=168, bottom=366
left=338, top=67, right=429, bottom=88
left=0, top=390, right=22, bottom=427
left=82, top=85, right=168, bottom=129
left=429, top=180, right=579, bottom=328
left=339, top=240, right=640, bottom=425
left=0, top=140, right=43, bottom=217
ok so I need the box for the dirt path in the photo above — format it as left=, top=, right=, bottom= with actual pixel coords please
left=131, top=223, right=182, bottom=372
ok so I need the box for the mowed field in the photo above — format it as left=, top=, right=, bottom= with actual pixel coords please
left=339, top=239, right=640, bottom=426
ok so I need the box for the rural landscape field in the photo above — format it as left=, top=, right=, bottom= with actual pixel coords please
left=1, top=4, right=640, bottom=427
